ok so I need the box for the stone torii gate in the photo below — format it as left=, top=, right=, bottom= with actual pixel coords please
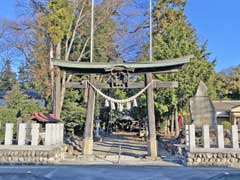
left=53, top=55, right=191, bottom=159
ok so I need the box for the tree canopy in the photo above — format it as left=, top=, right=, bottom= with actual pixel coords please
left=151, top=0, right=217, bottom=119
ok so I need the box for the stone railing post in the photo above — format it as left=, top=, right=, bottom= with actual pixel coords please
left=45, top=124, right=53, bottom=146
left=55, top=124, right=59, bottom=144
left=52, top=124, right=57, bottom=145
left=60, top=123, right=64, bottom=144
left=4, top=123, right=14, bottom=145
left=231, top=125, right=239, bottom=149
left=203, top=125, right=210, bottom=149
left=18, top=123, right=26, bottom=146
left=55, top=124, right=60, bottom=144
left=31, top=123, right=40, bottom=146
left=185, top=125, right=190, bottom=146
left=217, top=125, right=224, bottom=149
left=189, top=124, right=196, bottom=150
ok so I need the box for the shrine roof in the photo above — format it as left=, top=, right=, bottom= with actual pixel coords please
left=212, top=100, right=240, bottom=112
left=52, top=55, right=192, bottom=74
left=31, top=112, right=60, bottom=123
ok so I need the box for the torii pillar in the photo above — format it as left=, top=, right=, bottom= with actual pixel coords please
left=145, top=73, right=158, bottom=159
left=82, top=75, right=96, bottom=155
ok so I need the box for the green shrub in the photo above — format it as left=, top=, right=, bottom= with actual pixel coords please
left=0, top=108, right=18, bottom=142
left=61, top=89, right=86, bottom=136
left=159, top=120, right=167, bottom=131
left=5, top=84, right=44, bottom=122
left=222, top=121, right=231, bottom=129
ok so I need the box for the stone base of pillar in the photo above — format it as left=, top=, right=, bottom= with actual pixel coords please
left=82, top=138, right=93, bottom=156
left=79, top=155, right=95, bottom=161
left=147, top=139, right=158, bottom=160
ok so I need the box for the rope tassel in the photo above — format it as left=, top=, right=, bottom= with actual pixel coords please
left=126, top=102, right=131, bottom=110
left=118, top=103, right=123, bottom=112
left=133, top=99, right=138, bottom=107
left=104, top=99, right=109, bottom=107
left=111, top=102, right=115, bottom=110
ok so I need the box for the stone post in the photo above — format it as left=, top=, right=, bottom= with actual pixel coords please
left=185, top=125, right=190, bottom=146
left=4, top=123, right=14, bottom=145
left=55, top=124, right=59, bottom=144
left=56, top=124, right=59, bottom=144
left=59, top=123, right=64, bottom=144
left=231, top=125, right=239, bottom=149
left=189, top=124, right=196, bottom=150
left=52, top=124, right=56, bottom=145
left=31, top=123, right=40, bottom=146
left=18, top=123, right=26, bottom=146
left=203, top=125, right=210, bottom=149
left=57, top=124, right=62, bottom=144
left=95, top=119, right=101, bottom=137
left=45, top=124, right=53, bottom=146
left=217, top=125, right=224, bottom=149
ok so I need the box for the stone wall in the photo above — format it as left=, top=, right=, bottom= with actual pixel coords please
left=0, top=145, right=65, bottom=164
left=186, top=152, right=240, bottom=168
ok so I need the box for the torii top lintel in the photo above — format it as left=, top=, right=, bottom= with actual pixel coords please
left=52, top=55, right=193, bottom=74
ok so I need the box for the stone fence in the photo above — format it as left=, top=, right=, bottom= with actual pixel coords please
left=186, top=124, right=239, bottom=152
left=185, top=124, right=240, bottom=167
left=0, top=123, right=65, bottom=164
left=4, top=123, right=64, bottom=146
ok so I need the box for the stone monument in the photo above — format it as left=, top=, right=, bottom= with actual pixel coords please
left=190, top=81, right=216, bottom=127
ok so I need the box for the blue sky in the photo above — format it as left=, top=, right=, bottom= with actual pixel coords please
left=0, top=0, right=16, bottom=20
left=185, top=0, right=240, bottom=71
left=0, top=0, right=239, bottom=72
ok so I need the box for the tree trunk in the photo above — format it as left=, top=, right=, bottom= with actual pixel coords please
left=175, top=106, right=179, bottom=137
left=171, top=111, right=175, bottom=133
left=54, top=67, right=61, bottom=119
left=50, top=44, right=54, bottom=112
left=60, top=72, right=66, bottom=113
left=55, top=42, right=63, bottom=116
left=56, top=42, right=61, bottom=59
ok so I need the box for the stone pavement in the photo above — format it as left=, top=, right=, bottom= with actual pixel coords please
left=63, top=131, right=181, bottom=166
left=94, top=132, right=148, bottom=158
left=89, top=132, right=180, bottom=165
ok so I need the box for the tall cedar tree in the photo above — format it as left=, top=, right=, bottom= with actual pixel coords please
left=31, top=0, right=119, bottom=134
left=152, top=0, right=216, bottom=118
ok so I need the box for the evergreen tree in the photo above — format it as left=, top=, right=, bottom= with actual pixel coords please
left=0, top=59, right=16, bottom=91
left=228, top=66, right=240, bottom=99
left=212, top=66, right=240, bottom=100
left=18, top=63, right=31, bottom=90
left=61, top=89, right=86, bottom=135
left=152, top=0, right=216, bottom=116
left=38, top=0, right=73, bottom=45
left=4, top=83, right=43, bottom=121
left=214, top=73, right=229, bottom=100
